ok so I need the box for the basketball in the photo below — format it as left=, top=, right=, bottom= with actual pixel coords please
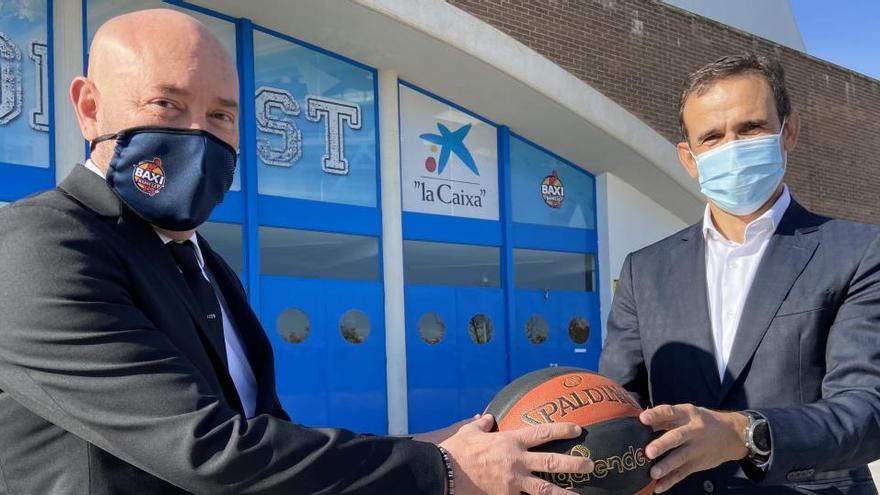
left=485, top=367, right=656, bottom=495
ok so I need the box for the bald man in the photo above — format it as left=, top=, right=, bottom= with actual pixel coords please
left=0, top=9, right=592, bottom=495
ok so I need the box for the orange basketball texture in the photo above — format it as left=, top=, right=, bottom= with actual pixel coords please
left=486, top=367, right=656, bottom=495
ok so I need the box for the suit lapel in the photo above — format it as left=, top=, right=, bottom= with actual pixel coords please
left=717, top=201, right=820, bottom=401
left=114, top=217, right=244, bottom=414
left=59, top=165, right=243, bottom=414
left=58, top=164, right=123, bottom=218
left=672, top=224, right=723, bottom=401
left=114, top=214, right=232, bottom=367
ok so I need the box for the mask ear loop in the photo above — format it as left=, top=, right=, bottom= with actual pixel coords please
left=89, top=132, right=118, bottom=152
left=688, top=144, right=698, bottom=163
left=779, top=115, right=789, bottom=170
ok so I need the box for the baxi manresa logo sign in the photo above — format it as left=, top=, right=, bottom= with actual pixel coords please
left=399, top=84, right=499, bottom=221
left=541, top=170, right=565, bottom=208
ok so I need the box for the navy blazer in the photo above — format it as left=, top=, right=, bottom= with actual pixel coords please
left=600, top=199, right=880, bottom=494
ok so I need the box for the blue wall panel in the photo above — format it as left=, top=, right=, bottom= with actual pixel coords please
left=261, top=276, right=388, bottom=434
left=512, top=290, right=601, bottom=378
left=406, top=285, right=506, bottom=432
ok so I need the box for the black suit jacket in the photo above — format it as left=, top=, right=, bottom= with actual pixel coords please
left=0, top=165, right=444, bottom=494
left=600, top=199, right=880, bottom=494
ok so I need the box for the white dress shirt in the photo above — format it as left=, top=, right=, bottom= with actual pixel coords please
left=703, top=186, right=791, bottom=379
left=83, top=160, right=258, bottom=417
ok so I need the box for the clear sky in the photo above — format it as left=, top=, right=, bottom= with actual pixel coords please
left=790, top=0, right=880, bottom=81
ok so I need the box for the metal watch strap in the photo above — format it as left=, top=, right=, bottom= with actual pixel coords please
left=743, top=412, right=771, bottom=463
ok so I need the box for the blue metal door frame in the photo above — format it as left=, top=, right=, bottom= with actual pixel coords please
left=506, top=131, right=602, bottom=377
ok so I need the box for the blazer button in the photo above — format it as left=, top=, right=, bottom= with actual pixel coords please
left=703, top=480, right=715, bottom=493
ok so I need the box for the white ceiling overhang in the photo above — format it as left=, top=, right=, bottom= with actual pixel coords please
left=190, top=0, right=704, bottom=222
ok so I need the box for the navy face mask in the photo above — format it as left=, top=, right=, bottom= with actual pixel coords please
left=90, top=126, right=237, bottom=231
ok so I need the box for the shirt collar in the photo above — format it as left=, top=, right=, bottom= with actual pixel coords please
left=83, top=159, right=106, bottom=178
left=158, top=231, right=206, bottom=270
left=702, top=185, right=791, bottom=244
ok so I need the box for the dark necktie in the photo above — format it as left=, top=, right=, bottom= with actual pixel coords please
left=167, top=240, right=228, bottom=364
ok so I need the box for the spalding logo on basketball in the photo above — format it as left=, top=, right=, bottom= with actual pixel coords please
left=486, top=367, right=656, bottom=495
left=132, top=158, right=166, bottom=197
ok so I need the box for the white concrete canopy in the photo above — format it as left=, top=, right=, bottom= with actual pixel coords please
left=186, top=0, right=704, bottom=223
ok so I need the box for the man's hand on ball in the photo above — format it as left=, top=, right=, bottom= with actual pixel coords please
left=639, top=404, right=749, bottom=493
left=413, top=416, right=479, bottom=444
left=439, top=414, right=594, bottom=495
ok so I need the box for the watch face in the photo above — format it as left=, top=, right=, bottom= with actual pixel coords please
left=753, top=421, right=771, bottom=453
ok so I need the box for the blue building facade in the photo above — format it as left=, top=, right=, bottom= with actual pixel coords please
left=0, top=0, right=604, bottom=434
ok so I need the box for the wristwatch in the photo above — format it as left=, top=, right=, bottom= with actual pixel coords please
left=741, top=412, right=771, bottom=465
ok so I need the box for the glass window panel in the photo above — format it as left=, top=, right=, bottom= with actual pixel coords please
left=468, top=313, right=494, bottom=345
left=525, top=314, right=549, bottom=345
left=253, top=30, right=377, bottom=207
left=398, top=84, right=499, bottom=220
left=568, top=316, right=591, bottom=345
left=86, top=0, right=237, bottom=58
left=339, top=309, right=370, bottom=344
left=198, top=222, right=243, bottom=274
left=418, top=311, right=446, bottom=345
left=514, top=248, right=595, bottom=292
left=81, top=0, right=240, bottom=191
left=404, top=240, right=500, bottom=288
left=259, top=227, right=379, bottom=281
left=277, top=307, right=310, bottom=344
left=510, top=136, right=595, bottom=229
left=0, top=1, right=50, bottom=168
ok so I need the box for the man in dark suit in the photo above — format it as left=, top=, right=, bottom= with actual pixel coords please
left=600, top=54, right=880, bottom=494
left=0, top=8, right=592, bottom=494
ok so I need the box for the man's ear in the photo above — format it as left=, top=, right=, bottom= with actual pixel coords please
left=70, top=76, right=100, bottom=141
left=676, top=141, right=699, bottom=179
left=782, top=109, right=800, bottom=154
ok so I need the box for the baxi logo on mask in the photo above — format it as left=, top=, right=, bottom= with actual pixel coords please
left=132, top=158, right=166, bottom=197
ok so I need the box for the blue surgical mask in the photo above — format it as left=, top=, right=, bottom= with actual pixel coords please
left=91, top=126, right=237, bottom=231
left=690, top=121, right=786, bottom=216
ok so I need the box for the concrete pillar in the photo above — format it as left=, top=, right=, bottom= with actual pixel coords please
left=377, top=69, right=408, bottom=435
left=595, top=173, right=612, bottom=345
left=53, top=0, right=86, bottom=181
